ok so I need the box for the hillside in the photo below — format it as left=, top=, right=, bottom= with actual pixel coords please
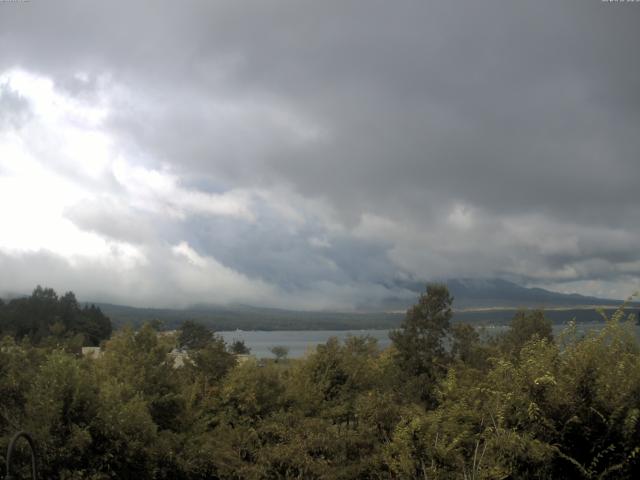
left=92, top=279, right=637, bottom=330
left=444, top=278, right=623, bottom=308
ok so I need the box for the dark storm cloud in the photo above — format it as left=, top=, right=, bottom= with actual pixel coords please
left=183, top=207, right=401, bottom=292
left=1, top=0, right=639, bottom=304
left=103, top=1, right=639, bottom=225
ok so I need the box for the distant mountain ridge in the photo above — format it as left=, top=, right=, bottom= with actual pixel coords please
left=84, top=278, right=636, bottom=331
left=374, top=277, right=627, bottom=311
left=443, top=278, right=623, bottom=309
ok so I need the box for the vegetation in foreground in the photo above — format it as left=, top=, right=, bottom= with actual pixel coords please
left=1, top=285, right=639, bottom=479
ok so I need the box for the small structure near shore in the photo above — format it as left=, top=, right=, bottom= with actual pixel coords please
left=235, top=354, right=252, bottom=365
left=169, top=348, right=189, bottom=368
left=81, top=346, right=103, bottom=359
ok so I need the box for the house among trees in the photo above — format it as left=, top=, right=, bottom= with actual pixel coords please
left=168, top=347, right=190, bottom=368
left=81, top=346, right=103, bottom=359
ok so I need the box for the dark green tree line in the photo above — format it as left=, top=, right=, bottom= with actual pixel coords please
left=0, top=286, right=111, bottom=346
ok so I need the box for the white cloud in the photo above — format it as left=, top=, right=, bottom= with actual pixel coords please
left=0, top=67, right=273, bottom=306
left=172, top=241, right=208, bottom=268
left=0, top=67, right=256, bottom=256
left=112, top=159, right=255, bottom=220
left=447, top=203, right=474, bottom=230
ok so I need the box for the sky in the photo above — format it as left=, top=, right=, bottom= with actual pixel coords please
left=0, top=0, right=639, bottom=309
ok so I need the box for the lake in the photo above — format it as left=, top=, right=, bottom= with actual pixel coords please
left=218, top=329, right=393, bottom=358
left=219, top=321, right=640, bottom=358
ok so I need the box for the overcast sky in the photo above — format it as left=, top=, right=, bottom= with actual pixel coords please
left=0, top=0, right=639, bottom=309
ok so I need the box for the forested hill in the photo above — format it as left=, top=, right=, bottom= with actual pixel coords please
left=94, top=303, right=636, bottom=331
left=92, top=278, right=636, bottom=330
left=93, top=302, right=405, bottom=331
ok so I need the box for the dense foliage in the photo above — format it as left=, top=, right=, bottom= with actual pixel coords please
left=0, top=286, right=112, bottom=347
left=1, top=284, right=639, bottom=479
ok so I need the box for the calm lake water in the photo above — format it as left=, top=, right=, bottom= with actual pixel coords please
left=218, top=329, right=393, bottom=359
left=219, top=322, right=640, bottom=358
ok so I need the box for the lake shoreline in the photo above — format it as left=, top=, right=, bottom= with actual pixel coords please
left=218, top=321, right=637, bottom=358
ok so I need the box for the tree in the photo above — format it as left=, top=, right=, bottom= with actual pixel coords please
left=230, top=339, right=251, bottom=355
left=78, top=304, right=112, bottom=346
left=188, top=335, right=236, bottom=386
left=0, top=287, right=111, bottom=345
left=270, top=345, right=289, bottom=363
left=498, top=309, right=553, bottom=356
left=389, top=283, right=453, bottom=405
left=23, top=351, right=99, bottom=478
left=148, top=318, right=163, bottom=331
left=450, top=322, right=490, bottom=369
left=178, top=320, right=213, bottom=350
left=220, top=361, right=285, bottom=422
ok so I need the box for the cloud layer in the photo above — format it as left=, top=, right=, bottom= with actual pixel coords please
left=0, top=1, right=639, bottom=307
